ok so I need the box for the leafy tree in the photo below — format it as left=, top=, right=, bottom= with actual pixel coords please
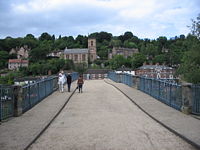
left=29, top=41, right=52, bottom=62
left=131, top=53, right=146, bottom=69
left=123, top=40, right=137, bottom=48
left=110, top=39, right=122, bottom=47
left=109, top=55, right=127, bottom=69
left=118, top=31, right=134, bottom=42
left=0, top=51, right=9, bottom=69
left=76, top=35, right=88, bottom=48
left=152, top=54, right=166, bottom=64
left=22, top=34, right=38, bottom=49
left=189, top=14, right=200, bottom=39
left=123, top=31, right=134, bottom=41
left=39, top=32, right=53, bottom=41
left=178, top=39, right=200, bottom=83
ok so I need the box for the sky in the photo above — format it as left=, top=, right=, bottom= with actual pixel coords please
left=0, top=0, right=199, bottom=39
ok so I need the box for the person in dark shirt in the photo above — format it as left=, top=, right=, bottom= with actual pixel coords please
left=77, top=75, right=84, bottom=93
left=66, top=73, right=72, bottom=92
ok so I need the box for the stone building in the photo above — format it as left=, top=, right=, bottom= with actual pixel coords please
left=9, top=45, right=30, bottom=59
left=63, top=38, right=97, bottom=64
left=108, top=47, right=139, bottom=59
left=135, top=64, right=175, bottom=79
left=8, top=59, right=29, bottom=70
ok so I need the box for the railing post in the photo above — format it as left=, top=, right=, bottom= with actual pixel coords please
left=134, top=76, right=140, bottom=90
left=181, top=83, right=192, bottom=114
left=13, top=85, right=23, bottom=117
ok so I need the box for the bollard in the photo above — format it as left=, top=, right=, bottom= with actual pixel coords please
left=181, top=83, right=192, bottom=114
left=13, top=85, right=23, bottom=117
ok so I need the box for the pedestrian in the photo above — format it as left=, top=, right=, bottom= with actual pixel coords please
left=66, top=73, right=72, bottom=92
left=58, top=71, right=66, bottom=93
left=77, top=75, right=84, bottom=93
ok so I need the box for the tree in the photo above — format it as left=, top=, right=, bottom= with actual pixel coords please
left=39, top=32, right=53, bottom=41
left=177, top=40, right=200, bottom=83
left=131, top=53, right=146, bottom=69
left=110, top=39, right=122, bottom=47
left=123, top=40, right=137, bottom=48
left=0, top=51, right=9, bottom=69
left=123, top=31, right=133, bottom=41
left=109, top=55, right=127, bottom=69
left=29, top=41, right=52, bottom=62
left=189, top=14, right=200, bottom=39
left=118, top=31, right=133, bottom=43
left=152, top=54, right=166, bottom=64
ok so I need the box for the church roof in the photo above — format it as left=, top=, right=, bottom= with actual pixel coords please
left=64, top=48, right=88, bottom=54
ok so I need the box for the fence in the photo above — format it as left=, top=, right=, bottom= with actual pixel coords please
left=108, top=72, right=134, bottom=87
left=192, top=85, right=200, bottom=115
left=108, top=72, right=183, bottom=112
left=0, top=85, right=14, bottom=121
left=0, top=72, right=79, bottom=121
left=21, top=77, right=58, bottom=113
left=139, top=77, right=182, bottom=110
left=22, top=72, right=78, bottom=113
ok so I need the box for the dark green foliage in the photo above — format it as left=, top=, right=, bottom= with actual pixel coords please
left=0, top=51, right=9, bottom=69
left=131, top=53, right=147, bottom=69
left=177, top=38, right=200, bottom=83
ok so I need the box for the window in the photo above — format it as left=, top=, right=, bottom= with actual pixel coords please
left=66, top=54, right=69, bottom=59
left=74, top=55, right=78, bottom=61
left=82, top=54, right=86, bottom=61
left=91, top=41, right=93, bottom=46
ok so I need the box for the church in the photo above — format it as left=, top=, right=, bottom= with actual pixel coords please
left=63, top=38, right=97, bottom=64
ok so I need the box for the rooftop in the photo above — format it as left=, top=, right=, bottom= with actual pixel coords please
left=138, top=65, right=173, bottom=70
left=8, top=59, right=28, bottom=63
left=64, top=48, right=88, bottom=54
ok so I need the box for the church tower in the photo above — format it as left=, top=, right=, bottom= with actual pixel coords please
left=88, top=38, right=97, bottom=62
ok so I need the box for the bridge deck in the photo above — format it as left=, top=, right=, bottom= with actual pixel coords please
left=0, top=80, right=199, bottom=150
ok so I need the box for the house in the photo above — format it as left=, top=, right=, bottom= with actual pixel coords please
left=8, top=59, right=29, bottom=70
left=108, top=47, right=139, bottom=59
left=9, top=45, right=30, bottom=59
left=135, top=64, right=175, bottom=79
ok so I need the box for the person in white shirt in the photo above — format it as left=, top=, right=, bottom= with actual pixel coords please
left=58, top=71, right=66, bottom=92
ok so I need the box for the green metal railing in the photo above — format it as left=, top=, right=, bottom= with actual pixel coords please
left=0, top=85, right=14, bottom=121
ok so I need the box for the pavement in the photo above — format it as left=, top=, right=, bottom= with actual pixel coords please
left=0, top=82, right=77, bottom=150
left=0, top=79, right=199, bottom=150
left=104, top=79, right=200, bottom=149
left=29, top=80, right=196, bottom=150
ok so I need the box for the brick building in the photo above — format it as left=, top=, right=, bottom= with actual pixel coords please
left=135, top=64, right=174, bottom=79
left=8, top=59, right=29, bottom=70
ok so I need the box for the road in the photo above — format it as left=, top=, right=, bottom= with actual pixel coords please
left=29, top=80, right=195, bottom=150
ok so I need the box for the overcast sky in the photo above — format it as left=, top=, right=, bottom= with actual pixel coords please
left=0, top=0, right=199, bottom=39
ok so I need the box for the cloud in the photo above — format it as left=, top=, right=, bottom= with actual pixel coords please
left=0, top=0, right=199, bottom=39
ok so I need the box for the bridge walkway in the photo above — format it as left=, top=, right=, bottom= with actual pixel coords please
left=0, top=80, right=199, bottom=150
